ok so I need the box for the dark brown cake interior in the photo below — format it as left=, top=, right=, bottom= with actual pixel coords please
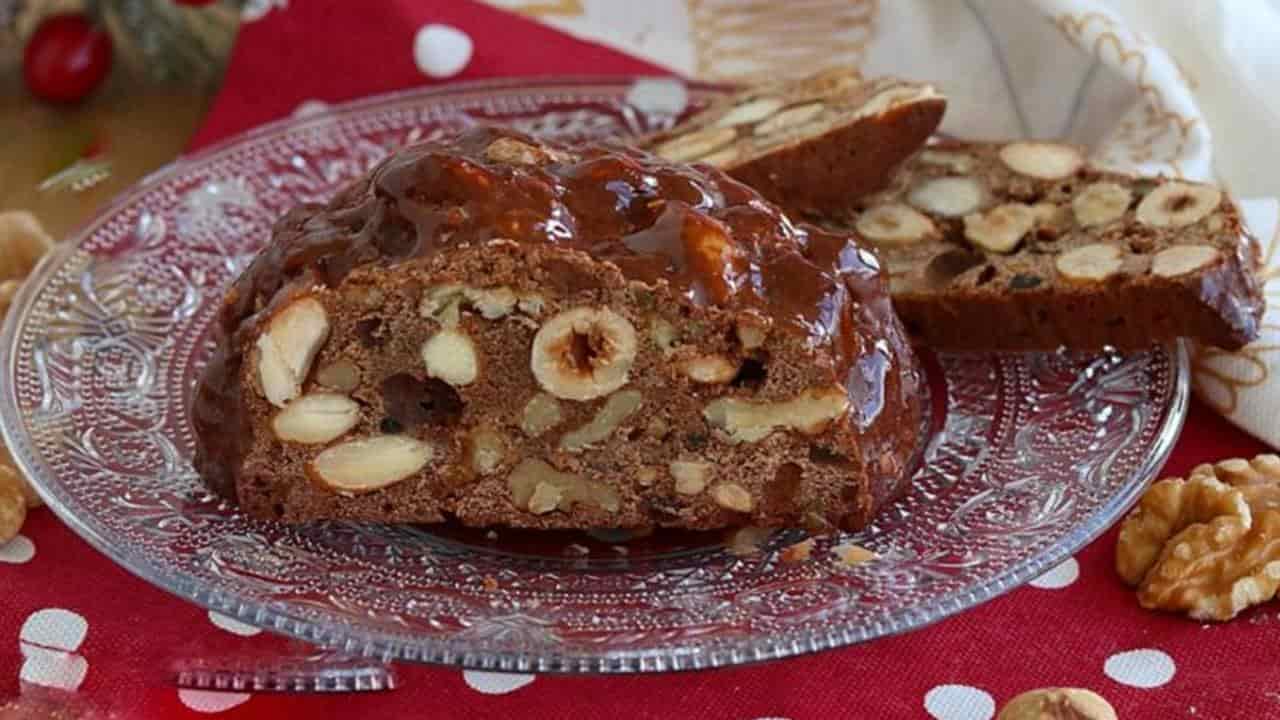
left=192, top=126, right=923, bottom=531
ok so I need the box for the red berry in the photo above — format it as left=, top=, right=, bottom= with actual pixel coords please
left=23, top=14, right=113, bottom=104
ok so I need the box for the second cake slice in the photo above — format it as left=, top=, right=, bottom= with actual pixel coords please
left=824, top=141, right=1264, bottom=351
left=641, top=69, right=945, bottom=216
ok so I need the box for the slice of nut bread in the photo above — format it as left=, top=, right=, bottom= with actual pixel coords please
left=822, top=141, right=1264, bottom=351
left=641, top=69, right=946, bottom=215
left=193, top=127, right=924, bottom=532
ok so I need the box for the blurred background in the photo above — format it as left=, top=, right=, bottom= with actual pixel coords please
left=0, top=0, right=238, bottom=241
left=5, top=0, right=1279, bottom=245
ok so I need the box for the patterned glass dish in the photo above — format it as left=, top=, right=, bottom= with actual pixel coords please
left=0, top=78, right=1187, bottom=674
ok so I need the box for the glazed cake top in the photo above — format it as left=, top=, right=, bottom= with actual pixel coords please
left=216, top=126, right=897, bottom=372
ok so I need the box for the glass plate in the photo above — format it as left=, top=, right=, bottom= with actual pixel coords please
left=0, top=77, right=1188, bottom=673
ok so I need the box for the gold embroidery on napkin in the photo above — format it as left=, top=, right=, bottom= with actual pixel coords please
left=1054, top=12, right=1199, bottom=177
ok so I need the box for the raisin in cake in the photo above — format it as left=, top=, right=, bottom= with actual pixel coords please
left=192, top=127, right=924, bottom=532
left=825, top=140, right=1264, bottom=351
left=641, top=69, right=945, bottom=216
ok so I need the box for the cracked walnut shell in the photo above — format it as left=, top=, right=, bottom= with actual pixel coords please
left=1116, top=454, right=1280, bottom=621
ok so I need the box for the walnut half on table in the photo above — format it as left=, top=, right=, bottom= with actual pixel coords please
left=1116, top=454, right=1280, bottom=621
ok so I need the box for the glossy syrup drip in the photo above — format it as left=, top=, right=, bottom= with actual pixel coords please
left=220, top=126, right=888, bottom=368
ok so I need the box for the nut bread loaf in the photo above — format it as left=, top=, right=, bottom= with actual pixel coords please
left=641, top=69, right=945, bottom=216
left=823, top=140, right=1264, bottom=350
left=192, top=127, right=924, bottom=532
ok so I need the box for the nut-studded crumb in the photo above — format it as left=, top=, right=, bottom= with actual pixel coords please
left=506, top=458, right=621, bottom=514
left=558, top=390, right=643, bottom=451
left=908, top=176, right=985, bottom=217
left=830, top=139, right=1262, bottom=351
left=710, top=482, right=754, bottom=513
left=670, top=460, right=711, bottom=495
left=520, top=393, right=563, bottom=437
left=1136, top=182, right=1222, bottom=228
left=530, top=306, right=638, bottom=401
left=193, top=126, right=924, bottom=532
left=315, top=359, right=361, bottom=392
left=466, top=425, right=509, bottom=475
left=679, top=354, right=739, bottom=384
left=309, top=435, right=434, bottom=495
left=997, top=141, right=1084, bottom=180
left=918, top=149, right=974, bottom=173
left=272, top=393, right=361, bottom=444
left=705, top=386, right=850, bottom=443
left=1071, top=182, right=1131, bottom=227
left=963, top=203, right=1035, bottom=254
left=256, top=297, right=331, bottom=407
left=421, top=328, right=479, bottom=386
left=1150, top=245, right=1219, bottom=278
left=855, top=204, right=936, bottom=245
left=733, top=312, right=770, bottom=350
left=1055, top=244, right=1123, bottom=283
left=726, top=526, right=773, bottom=557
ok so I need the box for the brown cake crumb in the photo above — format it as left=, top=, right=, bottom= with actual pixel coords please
left=192, top=127, right=923, bottom=532
left=824, top=141, right=1264, bottom=350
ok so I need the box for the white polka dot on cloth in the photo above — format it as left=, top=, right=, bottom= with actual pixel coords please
left=207, top=611, right=262, bottom=637
left=178, top=690, right=252, bottom=713
left=21, top=609, right=87, bottom=652
left=924, top=684, right=995, bottom=720
left=291, top=99, right=331, bottom=119
left=0, top=535, right=35, bottom=564
left=463, top=670, right=535, bottom=694
left=19, top=647, right=87, bottom=691
left=413, top=24, right=473, bottom=79
left=1028, top=557, right=1079, bottom=590
left=240, top=0, right=287, bottom=23
left=625, top=77, right=689, bottom=117
left=18, top=608, right=89, bottom=691
left=1104, top=648, right=1176, bottom=688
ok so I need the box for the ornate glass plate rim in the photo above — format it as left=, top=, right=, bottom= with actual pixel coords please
left=0, top=77, right=1188, bottom=674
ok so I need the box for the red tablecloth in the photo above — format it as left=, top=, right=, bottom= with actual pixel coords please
left=5, top=2, right=1280, bottom=718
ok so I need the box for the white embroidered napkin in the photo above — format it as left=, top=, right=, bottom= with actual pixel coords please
left=489, top=0, right=1280, bottom=448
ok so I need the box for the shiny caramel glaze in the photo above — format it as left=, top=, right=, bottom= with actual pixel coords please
left=193, top=127, right=920, bottom=506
